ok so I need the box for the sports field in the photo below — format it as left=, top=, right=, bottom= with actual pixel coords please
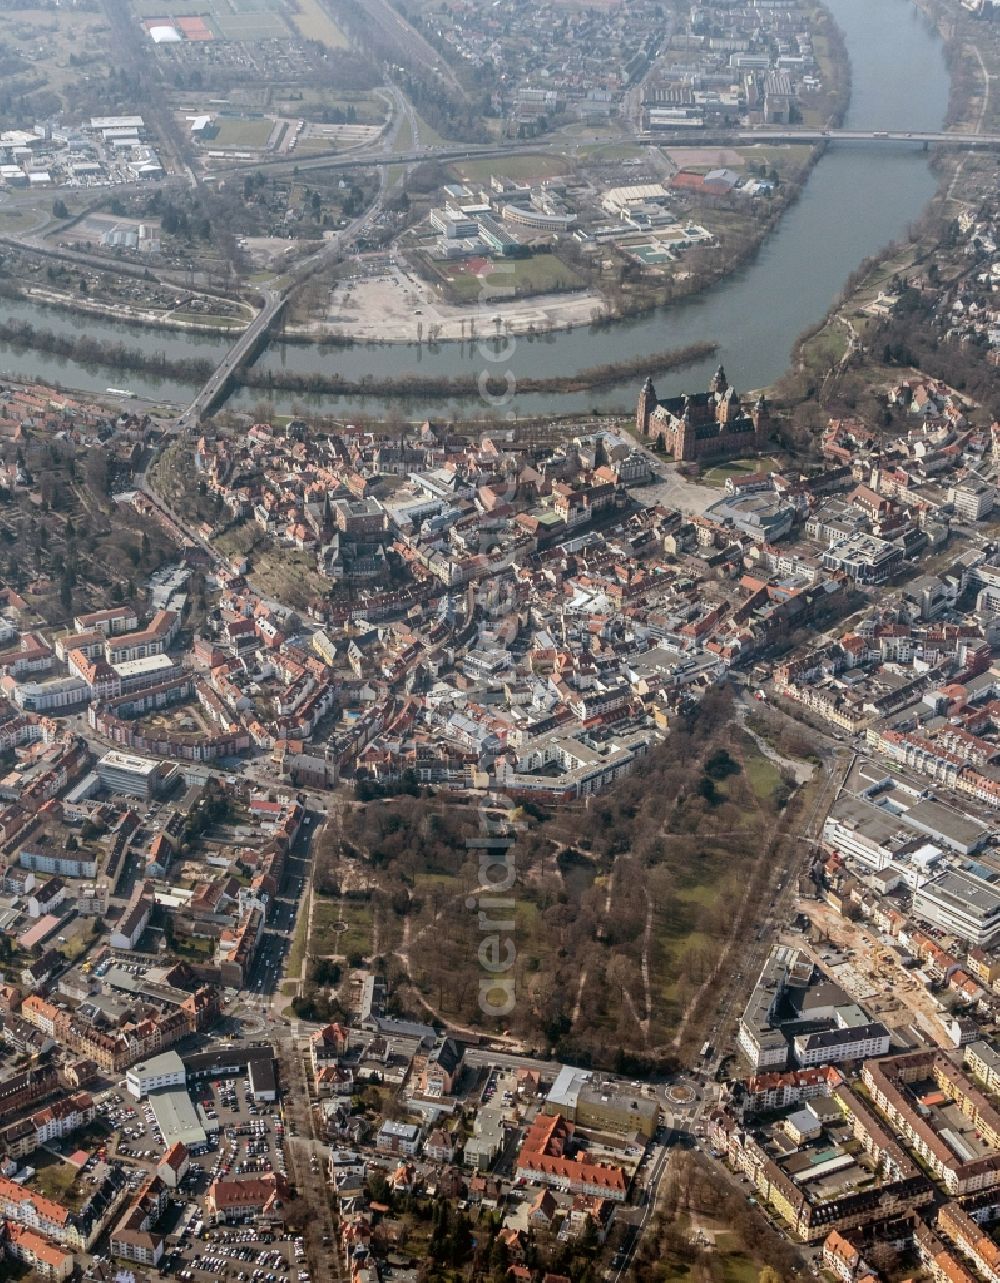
left=134, top=0, right=289, bottom=39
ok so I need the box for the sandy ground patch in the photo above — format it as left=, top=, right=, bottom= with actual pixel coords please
left=303, top=262, right=605, bottom=341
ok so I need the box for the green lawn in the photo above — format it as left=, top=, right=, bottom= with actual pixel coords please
left=576, top=142, right=648, bottom=161
left=701, top=455, right=783, bottom=486
left=394, top=114, right=414, bottom=152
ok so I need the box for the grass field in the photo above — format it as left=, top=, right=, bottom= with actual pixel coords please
left=577, top=142, right=648, bottom=161
left=212, top=116, right=274, bottom=147
left=452, top=153, right=570, bottom=184
left=734, top=143, right=813, bottom=170
left=292, top=136, right=344, bottom=154
left=701, top=455, right=783, bottom=486
left=444, top=253, right=583, bottom=301
left=275, top=89, right=388, bottom=126
left=741, top=742, right=784, bottom=804
left=290, top=0, right=347, bottom=47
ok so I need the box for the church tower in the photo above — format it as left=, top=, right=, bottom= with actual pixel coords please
left=710, top=363, right=728, bottom=397
left=636, top=376, right=657, bottom=437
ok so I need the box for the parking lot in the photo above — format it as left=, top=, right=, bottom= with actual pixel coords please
left=154, top=1075, right=298, bottom=1282
left=193, top=1074, right=286, bottom=1185
left=96, top=1089, right=160, bottom=1164
left=162, top=1228, right=310, bottom=1283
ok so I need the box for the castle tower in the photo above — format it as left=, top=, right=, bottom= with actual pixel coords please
left=752, top=391, right=771, bottom=445
left=710, top=364, right=728, bottom=397
left=678, top=402, right=696, bottom=462
left=636, top=376, right=657, bottom=437
left=718, top=385, right=740, bottom=426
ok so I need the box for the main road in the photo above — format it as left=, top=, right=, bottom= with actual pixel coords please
left=212, top=124, right=1000, bottom=185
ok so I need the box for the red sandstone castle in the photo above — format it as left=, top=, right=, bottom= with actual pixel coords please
left=636, top=365, right=771, bottom=462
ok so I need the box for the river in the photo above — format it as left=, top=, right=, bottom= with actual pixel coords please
left=0, top=0, right=950, bottom=420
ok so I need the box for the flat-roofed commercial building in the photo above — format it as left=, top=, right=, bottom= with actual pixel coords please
left=127, top=1050, right=186, bottom=1099
left=913, top=868, right=1000, bottom=946
left=97, top=750, right=173, bottom=800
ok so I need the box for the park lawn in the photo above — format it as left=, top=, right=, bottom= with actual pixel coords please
left=311, top=895, right=373, bottom=960
left=339, top=901, right=374, bottom=959
left=212, top=117, right=274, bottom=148
left=742, top=747, right=783, bottom=805
left=701, top=455, right=783, bottom=486
left=291, top=0, right=347, bottom=47
left=799, top=321, right=849, bottom=371
left=452, top=153, right=571, bottom=184
left=310, top=896, right=344, bottom=955
left=412, top=872, right=458, bottom=894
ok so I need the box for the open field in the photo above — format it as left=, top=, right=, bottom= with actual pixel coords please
left=316, top=254, right=602, bottom=341
left=290, top=0, right=347, bottom=47
left=273, top=88, right=389, bottom=126
left=30, top=1158, right=86, bottom=1209
left=248, top=544, right=328, bottom=609
left=0, top=6, right=114, bottom=100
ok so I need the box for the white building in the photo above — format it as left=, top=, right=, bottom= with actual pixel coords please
left=126, top=1051, right=186, bottom=1099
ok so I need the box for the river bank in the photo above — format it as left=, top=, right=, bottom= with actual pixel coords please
left=235, top=340, right=718, bottom=401
left=0, top=277, right=252, bottom=339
